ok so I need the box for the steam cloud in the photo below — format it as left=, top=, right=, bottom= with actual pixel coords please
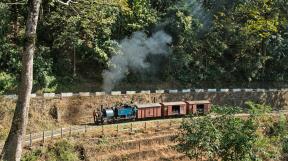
left=179, top=0, right=212, bottom=29
left=102, top=30, right=172, bottom=92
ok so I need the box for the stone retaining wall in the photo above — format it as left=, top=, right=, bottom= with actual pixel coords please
left=2, top=89, right=288, bottom=124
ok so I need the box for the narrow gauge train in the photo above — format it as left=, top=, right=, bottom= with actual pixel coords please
left=93, top=100, right=211, bottom=125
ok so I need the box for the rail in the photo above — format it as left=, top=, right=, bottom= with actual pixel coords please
left=1, top=110, right=288, bottom=150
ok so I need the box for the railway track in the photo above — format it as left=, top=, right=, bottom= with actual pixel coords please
left=0, top=118, right=183, bottom=151
left=0, top=110, right=288, bottom=151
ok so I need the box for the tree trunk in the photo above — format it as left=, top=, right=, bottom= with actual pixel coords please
left=73, top=45, right=77, bottom=77
left=0, top=0, right=42, bottom=160
left=12, top=0, right=19, bottom=41
left=261, top=38, right=267, bottom=80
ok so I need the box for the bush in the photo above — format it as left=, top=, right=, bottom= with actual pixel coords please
left=21, top=140, right=79, bottom=161
left=21, top=149, right=43, bottom=161
left=176, top=103, right=285, bottom=160
left=175, top=116, right=221, bottom=160
left=282, top=136, right=288, bottom=154
left=211, top=105, right=243, bottom=114
left=0, top=72, right=16, bottom=94
left=46, top=140, right=78, bottom=161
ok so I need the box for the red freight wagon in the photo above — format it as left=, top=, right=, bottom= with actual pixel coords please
left=136, top=103, right=162, bottom=119
left=185, top=100, right=211, bottom=115
left=160, top=102, right=187, bottom=117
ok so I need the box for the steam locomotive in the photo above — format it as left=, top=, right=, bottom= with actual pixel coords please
left=93, top=100, right=211, bottom=125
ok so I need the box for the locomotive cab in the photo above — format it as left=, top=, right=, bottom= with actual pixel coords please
left=116, top=105, right=137, bottom=120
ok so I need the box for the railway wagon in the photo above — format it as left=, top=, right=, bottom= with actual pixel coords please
left=160, top=102, right=187, bottom=117
left=185, top=100, right=211, bottom=115
left=136, top=103, right=162, bottom=119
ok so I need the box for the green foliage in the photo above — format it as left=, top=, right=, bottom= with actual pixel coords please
left=21, top=140, right=79, bottom=161
left=211, top=105, right=243, bottom=114
left=33, top=46, right=57, bottom=92
left=1, top=0, right=288, bottom=91
left=245, top=101, right=272, bottom=115
left=236, top=0, right=279, bottom=39
left=266, top=114, right=287, bottom=137
left=176, top=116, right=221, bottom=160
left=0, top=72, right=16, bottom=94
left=176, top=103, right=286, bottom=160
left=282, top=136, right=288, bottom=154
left=21, top=149, right=42, bottom=161
left=0, top=3, right=9, bottom=36
left=219, top=117, right=257, bottom=161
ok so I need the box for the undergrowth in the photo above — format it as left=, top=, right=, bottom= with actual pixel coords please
left=0, top=97, right=15, bottom=141
left=211, top=105, right=243, bottom=114
left=0, top=97, right=66, bottom=141
left=22, top=139, right=79, bottom=161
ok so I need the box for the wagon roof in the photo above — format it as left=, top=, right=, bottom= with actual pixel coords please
left=185, top=100, right=210, bottom=104
left=160, top=102, right=186, bottom=106
left=136, top=103, right=162, bottom=108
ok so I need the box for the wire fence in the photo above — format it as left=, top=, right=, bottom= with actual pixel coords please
left=1, top=110, right=287, bottom=150
left=0, top=118, right=182, bottom=150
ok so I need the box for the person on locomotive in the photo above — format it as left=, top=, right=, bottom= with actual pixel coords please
left=93, top=110, right=97, bottom=123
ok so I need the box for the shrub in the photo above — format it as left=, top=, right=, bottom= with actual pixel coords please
left=21, top=139, right=79, bottom=161
left=0, top=72, right=16, bottom=94
left=176, top=103, right=284, bottom=160
left=211, top=105, right=243, bottom=114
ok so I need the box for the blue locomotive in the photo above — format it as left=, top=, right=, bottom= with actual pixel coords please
left=94, top=104, right=138, bottom=124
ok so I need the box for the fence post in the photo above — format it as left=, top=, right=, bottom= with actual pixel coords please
left=29, top=133, right=32, bottom=147
left=61, top=128, right=63, bottom=138
left=138, top=141, right=141, bottom=160
left=85, top=125, right=87, bottom=133
left=51, top=129, right=54, bottom=139
left=138, top=142, right=141, bottom=152
left=116, top=124, right=119, bottom=135
left=157, top=121, right=160, bottom=130
left=144, top=122, right=147, bottom=131
left=69, top=126, right=72, bottom=137
left=42, top=131, right=45, bottom=143
left=101, top=125, right=104, bottom=136
left=130, top=123, right=133, bottom=133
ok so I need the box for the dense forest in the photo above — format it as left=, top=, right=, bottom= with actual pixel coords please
left=1, top=0, right=288, bottom=93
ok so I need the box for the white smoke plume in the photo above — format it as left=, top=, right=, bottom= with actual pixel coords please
left=179, top=0, right=212, bottom=29
left=102, top=30, right=172, bottom=92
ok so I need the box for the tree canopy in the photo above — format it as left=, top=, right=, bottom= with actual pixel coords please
left=1, top=0, right=288, bottom=93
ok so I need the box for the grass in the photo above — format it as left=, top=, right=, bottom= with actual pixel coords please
left=0, top=97, right=15, bottom=141
left=0, top=96, right=67, bottom=142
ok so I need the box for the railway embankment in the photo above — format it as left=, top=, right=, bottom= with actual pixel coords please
left=2, top=89, right=287, bottom=124
left=1, top=89, right=288, bottom=140
left=20, top=119, right=186, bottom=161
left=13, top=111, right=288, bottom=160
